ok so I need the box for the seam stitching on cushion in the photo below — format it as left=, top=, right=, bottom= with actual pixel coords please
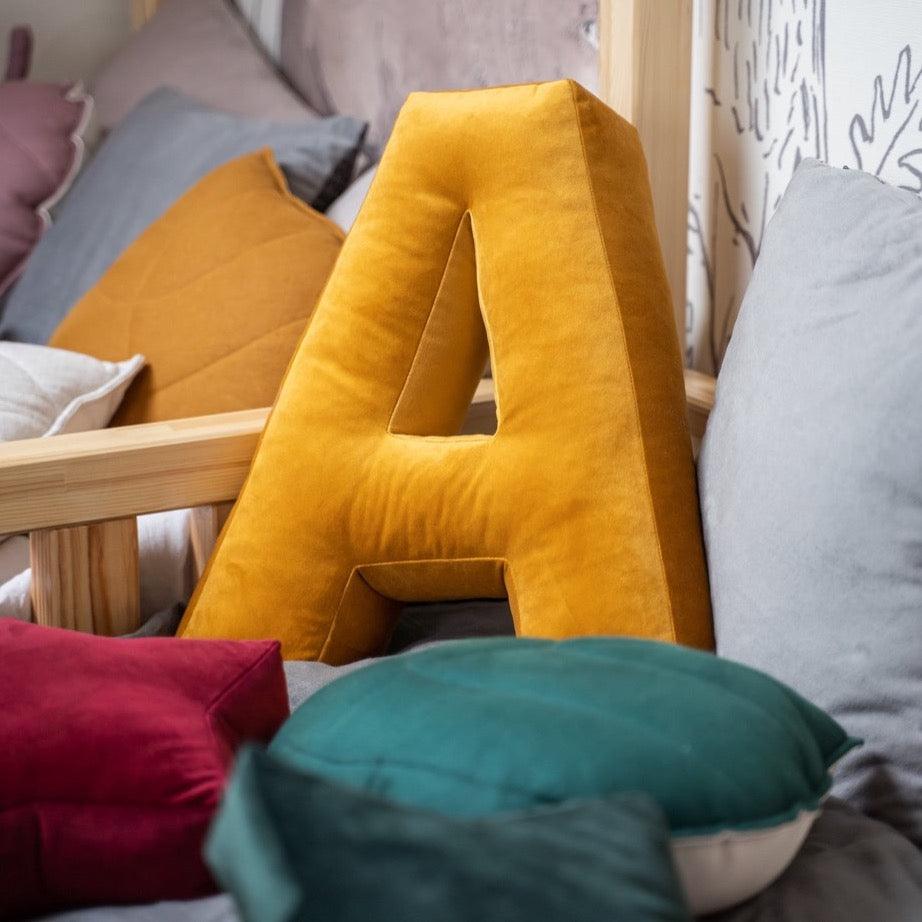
left=205, top=642, right=281, bottom=715
left=318, top=557, right=510, bottom=661
left=94, top=224, right=334, bottom=308
left=203, top=643, right=282, bottom=782
left=262, top=147, right=347, bottom=242
left=672, top=808, right=819, bottom=846
left=45, top=354, right=144, bottom=436
left=503, top=559, right=521, bottom=632
left=141, top=318, right=307, bottom=395
left=387, top=210, right=471, bottom=434
left=318, top=565, right=378, bottom=661
left=566, top=81, right=676, bottom=642
left=470, top=212, right=501, bottom=428
left=393, top=658, right=760, bottom=800
left=35, top=85, right=93, bottom=222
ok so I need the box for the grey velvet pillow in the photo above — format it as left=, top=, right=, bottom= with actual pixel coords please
left=0, top=89, right=364, bottom=344
left=699, top=159, right=922, bottom=844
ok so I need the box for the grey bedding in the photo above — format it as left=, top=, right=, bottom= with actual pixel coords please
left=40, top=795, right=922, bottom=922
left=37, top=602, right=922, bottom=922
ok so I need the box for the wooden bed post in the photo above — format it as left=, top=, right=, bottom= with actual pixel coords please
left=599, top=0, right=694, bottom=351
left=131, top=0, right=160, bottom=29
left=30, top=518, right=140, bottom=635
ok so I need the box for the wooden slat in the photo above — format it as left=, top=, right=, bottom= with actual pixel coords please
left=684, top=368, right=716, bottom=441
left=0, top=408, right=268, bottom=536
left=131, top=0, right=160, bottom=29
left=599, top=0, right=694, bottom=343
left=30, top=518, right=140, bottom=635
left=190, top=502, right=234, bottom=581
left=0, top=376, right=712, bottom=535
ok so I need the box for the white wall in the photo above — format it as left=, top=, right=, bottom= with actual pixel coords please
left=0, top=0, right=131, bottom=83
left=687, top=0, right=922, bottom=373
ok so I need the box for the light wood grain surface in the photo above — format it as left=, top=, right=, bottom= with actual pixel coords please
left=599, top=0, right=693, bottom=343
left=30, top=518, right=139, bottom=635
left=131, top=0, right=159, bottom=29
left=0, top=375, right=712, bottom=536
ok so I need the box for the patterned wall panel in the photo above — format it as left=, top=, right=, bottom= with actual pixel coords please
left=687, top=0, right=922, bottom=372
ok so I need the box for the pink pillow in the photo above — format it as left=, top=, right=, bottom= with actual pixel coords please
left=0, top=80, right=90, bottom=295
left=0, top=619, right=289, bottom=917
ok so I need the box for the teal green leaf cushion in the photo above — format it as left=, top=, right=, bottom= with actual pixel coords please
left=270, top=638, right=858, bottom=914
left=206, top=746, right=692, bottom=922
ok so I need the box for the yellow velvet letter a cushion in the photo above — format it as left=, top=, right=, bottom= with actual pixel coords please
left=180, top=81, right=713, bottom=661
left=50, top=150, right=343, bottom=425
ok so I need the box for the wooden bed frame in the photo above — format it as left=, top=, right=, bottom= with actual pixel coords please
left=0, top=0, right=710, bottom=634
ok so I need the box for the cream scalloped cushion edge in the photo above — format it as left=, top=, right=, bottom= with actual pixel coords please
left=0, top=342, right=144, bottom=440
left=672, top=806, right=820, bottom=915
left=0, top=508, right=198, bottom=624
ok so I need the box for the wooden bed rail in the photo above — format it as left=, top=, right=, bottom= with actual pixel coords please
left=0, top=373, right=714, bottom=634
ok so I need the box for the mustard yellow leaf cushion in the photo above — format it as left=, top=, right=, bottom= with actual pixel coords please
left=49, top=150, right=343, bottom=425
left=180, top=81, right=713, bottom=661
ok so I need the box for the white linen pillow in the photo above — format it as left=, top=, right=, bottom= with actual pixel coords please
left=0, top=342, right=144, bottom=441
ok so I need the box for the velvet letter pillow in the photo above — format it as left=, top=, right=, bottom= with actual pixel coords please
left=207, top=747, right=692, bottom=922
left=179, top=81, right=713, bottom=661
left=270, top=637, right=857, bottom=915
left=50, top=150, right=343, bottom=425
left=0, top=619, right=289, bottom=918
left=0, top=79, right=90, bottom=296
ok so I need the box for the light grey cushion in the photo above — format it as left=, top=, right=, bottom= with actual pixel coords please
left=0, top=89, right=364, bottom=344
left=699, top=159, right=922, bottom=844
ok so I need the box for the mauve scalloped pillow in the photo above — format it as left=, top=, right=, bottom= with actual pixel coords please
left=0, top=80, right=90, bottom=296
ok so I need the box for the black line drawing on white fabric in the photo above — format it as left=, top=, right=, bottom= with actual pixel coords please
left=850, top=45, right=922, bottom=194
left=687, top=0, right=827, bottom=372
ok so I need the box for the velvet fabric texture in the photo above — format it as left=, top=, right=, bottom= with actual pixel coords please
left=207, top=746, right=692, bottom=922
left=271, top=637, right=856, bottom=912
left=50, top=151, right=343, bottom=425
left=179, top=81, right=713, bottom=662
left=0, top=619, right=288, bottom=918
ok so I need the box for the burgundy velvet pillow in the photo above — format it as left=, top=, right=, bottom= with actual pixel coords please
left=0, top=79, right=90, bottom=295
left=0, top=620, right=289, bottom=918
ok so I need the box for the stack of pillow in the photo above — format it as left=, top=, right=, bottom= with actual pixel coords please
left=0, top=0, right=374, bottom=625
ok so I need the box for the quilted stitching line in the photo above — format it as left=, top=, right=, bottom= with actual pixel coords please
left=140, top=318, right=307, bottom=394
left=98, top=223, right=341, bottom=308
